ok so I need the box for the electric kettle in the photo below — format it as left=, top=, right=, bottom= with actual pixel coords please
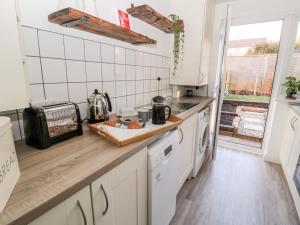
left=87, top=89, right=112, bottom=124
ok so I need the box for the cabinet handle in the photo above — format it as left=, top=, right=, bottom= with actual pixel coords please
left=100, top=184, right=109, bottom=216
left=179, top=128, right=184, bottom=144
left=293, top=118, right=298, bottom=131
left=291, top=117, right=297, bottom=131
left=77, top=200, right=87, bottom=225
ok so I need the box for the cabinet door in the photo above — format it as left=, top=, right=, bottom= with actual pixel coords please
left=280, top=110, right=298, bottom=166
left=110, top=148, right=147, bottom=225
left=91, top=172, right=113, bottom=225
left=286, top=118, right=300, bottom=177
left=65, top=186, right=94, bottom=225
left=177, top=114, right=197, bottom=192
left=1, top=0, right=29, bottom=111
left=170, top=0, right=206, bottom=86
left=28, top=202, right=67, bottom=225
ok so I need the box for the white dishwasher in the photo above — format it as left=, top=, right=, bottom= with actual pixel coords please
left=148, top=130, right=178, bottom=225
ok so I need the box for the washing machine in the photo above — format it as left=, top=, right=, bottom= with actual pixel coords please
left=191, top=107, right=209, bottom=178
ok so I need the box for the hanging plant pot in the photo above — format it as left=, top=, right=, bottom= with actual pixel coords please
left=169, top=14, right=184, bottom=76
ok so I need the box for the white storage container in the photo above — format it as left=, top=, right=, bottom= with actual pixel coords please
left=0, top=116, right=20, bottom=212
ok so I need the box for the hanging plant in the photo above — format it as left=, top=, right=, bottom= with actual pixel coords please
left=169, top=14, right=184, bottom=76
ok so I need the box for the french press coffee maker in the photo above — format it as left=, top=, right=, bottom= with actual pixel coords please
left=151, top=96, right=171, bottom=125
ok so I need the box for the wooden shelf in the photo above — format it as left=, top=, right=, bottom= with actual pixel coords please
left=127, top=4, right=183, bottom=33
left=48, top=8, right=156, bottom=45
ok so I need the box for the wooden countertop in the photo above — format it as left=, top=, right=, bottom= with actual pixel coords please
left=0, top=96, right=214, bottom=225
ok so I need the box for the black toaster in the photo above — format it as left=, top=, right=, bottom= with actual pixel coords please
left=23, top=101, right=83, bottom=149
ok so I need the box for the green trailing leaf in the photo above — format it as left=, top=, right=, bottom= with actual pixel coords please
left=169, top=14, right=184, bottom=76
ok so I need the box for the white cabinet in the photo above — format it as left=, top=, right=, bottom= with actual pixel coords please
left=0, top=0, right=29, bottom=111
left=177, top=114, right=197, bottom=192
left=170, top=0, right=215, bottom=86
left=280, top=109, right=299, bottom=166
left=28, top=186, right=93, bottom=225
left=91, top=148, right=147, bottom=225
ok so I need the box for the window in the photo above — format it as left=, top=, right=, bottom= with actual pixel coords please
left=288, top=22, right=300, bottom=79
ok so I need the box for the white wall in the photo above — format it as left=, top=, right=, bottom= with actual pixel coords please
left=209, top=0, right=300, bottom=163
left=18, top=0, right=172, bottom=56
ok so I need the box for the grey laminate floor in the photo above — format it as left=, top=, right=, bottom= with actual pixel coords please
left=170, top=147, right=300, bottom=225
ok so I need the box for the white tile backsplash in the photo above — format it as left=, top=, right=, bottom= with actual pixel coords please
left=64, top=36, right=84, bottom=60
left=84, top=40, right=101, bottom=62
left=126, top=49, right=135, bottom=65
left=66, top=60, right=86, bottom=82
left=38, top=30, right=64, bottom=58
left=30, top=84, right=45, bottom=101
left=102, top=63, right=115, bottom=81
left=115, top=47, right=125, bottom=64
left=68, top=83, right=87, bottom=103
left=44, top=83, right=69, bottom=101
left=25, top=57, right=42, bottom=84
left=41, top=58, right=67, bottom=83
left=101, top=44, right=114, bottom=63
left=7, top=26, right=172, bottom=141
left=116, top=81, right=126, bottom=97
left=126, top=65, right=135, bottom=80
left=22, top=27, right=39, bottom=56
left=115, top=64, right=126, bottom=80
left=86, top=62, right=101, bottom=81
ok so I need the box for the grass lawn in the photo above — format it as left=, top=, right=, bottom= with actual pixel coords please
left=224, top=94, right=270, bottom=102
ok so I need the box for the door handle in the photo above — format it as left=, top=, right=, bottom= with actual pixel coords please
left=100, top=184, right=109, bottom=216
left=293, top=118, right=298, bottom=131
left=179, top=128, right=184, bottom=144
left=77, top=200, right=87, bottom=225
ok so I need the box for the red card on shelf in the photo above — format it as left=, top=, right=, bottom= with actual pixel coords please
left=118, top=9, right=130, bottom=30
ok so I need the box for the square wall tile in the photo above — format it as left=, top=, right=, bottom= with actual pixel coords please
left=143, top=67, right=151, bottom=80
left=126, top=95, right=135, bottom=108
left=30, top=84, right=45, bottom=101
left=163, top=57, right=170, bottom=68
left=136, top=94, right=144, bottom=107
left=136, top=80, right=143, bottom=94
left=41, top=58, right=67, bottom=83
left=22, top=27, right=39, bottom=56
left=116, top=97, right=126, bottom=113
left=101, top=44, right=114, bottom=63
left=110, top=98, right=116, bottom=114
left=78, top=103, right=88, bottom=120
left=136, top=66, right=143, bottom=80
left=126, top=49, right=135, bottom=65
left=44, top=83, right=69, bottom=101
left=38, top=30, right=64, bottom=58
left=143, top=53, right=151, bottom=67
left=144, top=80, right=151, bottom=92
left=25, top=57, right=42, bottom=84
left=87, top=82, right=102, bottom=96
left=126, top=81, right=135, bottom=95
left=115, top=47, right=125, bottom=64
left=151, top=54, right=157, bottom=67
left=68, top=83, right=87, bottom=103
left=156, top=68, right=162, bottom=79
left=136, top=51, right=143, bottom=66
left=116, top=81, right=126, bottom=97
left=151, top=68, right=157, bottom=80
left=84, top=40, right=101, bottom=62
left=102, top=63, right=115, bottom=81
left=157, top=56, right=163, bottom=68
left=64, top=36, right=84, bottom=60
left=151, top=80, right=158, bottom=91
left=86, top=62, right=101, bottom=81
left=143, top=92, right=151, bottom=105
left=66, top=60, right=86, bottom=82
left=103, top=82, right=116, bottom=98
left=126, top=65, right=135, bottom=80
left=115, top=64, right=126, bottom=80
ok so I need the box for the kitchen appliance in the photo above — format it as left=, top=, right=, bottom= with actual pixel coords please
left=148, top=130, right=178, bottom=225
left=23, top=101, right=83, bottom=149
left=186, top=89, right=194, bottom=97
left=87, top=89, right=112, bottom=123
left=152, top=96, right=171, bottom=125
left=191, top=107, right=210, bottom=177
left=0, top=117, right=20, bottom=213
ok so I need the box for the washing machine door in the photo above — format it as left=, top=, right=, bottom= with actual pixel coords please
left=200, top=123, right=209, bottom=153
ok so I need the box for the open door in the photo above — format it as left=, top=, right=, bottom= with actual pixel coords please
left=211, top=5, right=231, bottom=159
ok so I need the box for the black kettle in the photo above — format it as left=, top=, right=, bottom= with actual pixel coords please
left=87, top=89, right=112, bottom=124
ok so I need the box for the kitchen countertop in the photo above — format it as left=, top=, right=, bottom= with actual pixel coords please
left=0, top=96, right=214, bottom=225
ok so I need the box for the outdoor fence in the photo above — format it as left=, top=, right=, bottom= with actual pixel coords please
left=225, top=53, right=300, bottom=96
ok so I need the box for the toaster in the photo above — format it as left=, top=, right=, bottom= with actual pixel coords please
left=23, top=101, right=83, bottom=149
